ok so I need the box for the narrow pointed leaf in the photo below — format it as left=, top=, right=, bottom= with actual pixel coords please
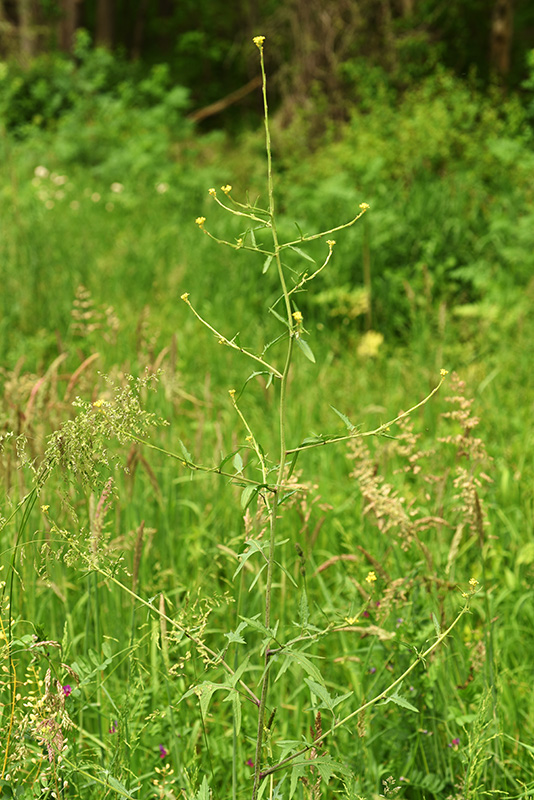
left=296, top=338, right=316, bottom=363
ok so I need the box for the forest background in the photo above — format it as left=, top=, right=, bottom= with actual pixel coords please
left=1, top=1, right=534, bottom=799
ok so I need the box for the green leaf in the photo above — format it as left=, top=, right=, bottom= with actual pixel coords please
left=298, top=590, right=309, bottom=627
left=294, top=221, right=305, bottom=239
left=295, top=338, right=316, bottom=363
left=383, top=690, right=419, bottom=714
left=179, top=438, right=193, bottom=463
left=304, top=678, right=333, bottom=709
left=263, top=255, right=273, bottom=274
left=289, top=245, right=316, bottom=264
left=330, top=405, right=356, bottom=432
left=432, top=612, right=441, bottom=637
left=224, top=621, right=248, bottom=646
left=240, top=485, right=257, bottom=509
left=195, top=776, right=210, bottom=800
left=224, top=689, right=242, bottom=736
left=290, top=761, right=307, bottom=797
left=233, top=452, right=243, bottom=473
left=105, top=775, right=137, bottom=799
left=269, top=306, right=290, bottom=328
left=282, top=650, right=324, bottom=684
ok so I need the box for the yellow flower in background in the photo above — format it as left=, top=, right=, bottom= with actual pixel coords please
left=440, top=369, right=449, bottom=377
left=357, top=331, right=384, bottom=358
left=359, top=202, right=370, bottom=210
left=221, top=185, right=232, bottom=194
left=365, top=570, right=377, bottom=584
left=41, top=505, right=50, bottom=513
left=253, top=36, right=265, bottom=48
left=208, top=188, right=216, bottom=196
left=195, top=217, right=206, bottom=227
left=469, top=578, right=479, bottom=587
left=181, top=292, right=190, bottom=302
left=327, top=239, right=336, bottom=248
left=292, top=311, right=303, bottom=324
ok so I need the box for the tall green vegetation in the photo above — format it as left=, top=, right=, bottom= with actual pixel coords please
left=0, top=22, right=533, bottom=800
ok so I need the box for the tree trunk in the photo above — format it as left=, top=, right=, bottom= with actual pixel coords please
left=96, top=0, right=113, bottom=48
left=58, top=0, right=79, bottom=53
left=18, top=0, right=36, bottom=60
left=131, top=0, right=149, bottom=59
left=491, top=0, right=514, bottom=77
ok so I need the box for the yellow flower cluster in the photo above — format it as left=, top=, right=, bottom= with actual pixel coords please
left=326, top=239, right=336, bottom=248
left=440, top=368, right=449, bottom=377
left=181, top=292, right=190, bottom=302
left=195, top=217, right=206, bottom=227
left=208, top=188, right=216, bottom=196
left=359, top=202, right=370, bottom=211
left=253, top=35, right=265, bottom=48
left=365, top=570, right=377, bottom=584
left=292, top=311, right=303, bottom=324
left=221, top=185, right=232, bottom=194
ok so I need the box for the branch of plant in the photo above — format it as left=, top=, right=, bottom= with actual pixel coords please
left=209, top=190, right=272, bottom=226
left=279, top=207, right=369, bottom=249
left=200, top=227, right=275, bottom=257
left=64, top=544, right=261, bottom=707
left=259, top=600, right=470, bottom=780
left=180, top=293, right=283, bottom=378
left=285, top=373, right=449, bottom=456
left=229, top=390, right=270, bottom=495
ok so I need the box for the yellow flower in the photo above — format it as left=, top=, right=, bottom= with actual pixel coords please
left=292, top=311, right=303, bottom=324
left=229, top=389, right=236, bottom=399
left=93, top=399, right=104, bottom=409
left=195, top=216, right=206, bottom=227
left=253, top=35, right=266, bottom=48
left=469, top=578, right=479, bottom=587
left=41, top=505, right=50, bottom=513
left=181, top=292, right=190, bottom=302
left=208, top=188, right=216, bottom=196
left=221, top=185, right=232, bottom=194
left=440, top=368, right=449, bottom=378
left=365, top=570, right=377, bottom=584
left=359, top=202, right=370, bottom=210
left=326, top=239, right=336, bottom=248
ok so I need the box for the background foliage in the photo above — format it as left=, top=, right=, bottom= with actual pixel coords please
left=1, top=3, right=534, bottom=798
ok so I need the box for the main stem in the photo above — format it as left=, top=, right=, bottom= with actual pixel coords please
left=251, top=45, right=294, bottom=800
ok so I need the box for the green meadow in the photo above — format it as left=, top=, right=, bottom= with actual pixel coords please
left=1, top=40, right=534, bottom=800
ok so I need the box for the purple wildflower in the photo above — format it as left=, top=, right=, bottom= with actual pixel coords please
left=63, top=685, right=72, bottom=697
left=109, top=721, right=118, bottom=734
left=369, top=667, right=376, bottom=674
left=362, top=610, right=370, bottom=618
left=447, top=737, right=460, bottom=749
left=246, top=758, right=254, bottom=768
left=159, top=744, right=168, bottom=759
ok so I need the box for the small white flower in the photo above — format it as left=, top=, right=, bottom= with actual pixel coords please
left=34, top=165, right=49, bottom=179
left=110, top=182, right=124, bottom=193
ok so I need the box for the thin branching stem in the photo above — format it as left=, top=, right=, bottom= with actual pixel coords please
left=259, top=602, right=470, bottom=780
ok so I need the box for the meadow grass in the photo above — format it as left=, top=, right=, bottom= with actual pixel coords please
left=1, top=42, right=534, bottom=800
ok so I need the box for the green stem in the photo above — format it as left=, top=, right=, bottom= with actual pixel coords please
left=252, top=41, right=295, bottom=800
left=259, top=603, right=470, bottom=779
